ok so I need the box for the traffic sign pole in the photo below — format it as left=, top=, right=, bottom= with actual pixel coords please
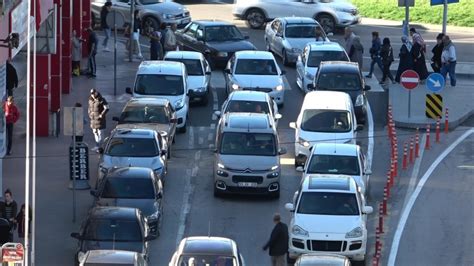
left=408, top=91, right=412, bottom=118
left=400, top=70, right=420, bottom=119
left=443, top=0, right=448, bottom=34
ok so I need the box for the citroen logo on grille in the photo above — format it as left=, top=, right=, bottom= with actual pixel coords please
left=244, top=168, right=252, bottom=173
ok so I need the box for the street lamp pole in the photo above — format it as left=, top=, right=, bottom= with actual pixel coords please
left=25, top=0, right=32, bottom=264
left=442, top=0, right=448, bottom=34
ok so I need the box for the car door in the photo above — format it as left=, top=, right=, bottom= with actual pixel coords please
left=179, top=23, right=199, bottom=51
left=296, top=45, right=309, bottom=87
left=202, top=58, right=212, bottom=86
left=266, top=20, right=278, bottom=52
left=273, top=22, right=285, bottom=57
left=359, top=151, right=369, bottom=187
left=165, top=103, right=176, bottom=145
left=224, top=55, right=236, bottom=94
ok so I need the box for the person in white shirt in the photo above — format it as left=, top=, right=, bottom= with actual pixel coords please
left=440, top=35, right=457, bottom=87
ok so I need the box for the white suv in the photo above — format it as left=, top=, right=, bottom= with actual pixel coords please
left=233, top=0, right=360, bottom=33
left=285, top=175, right=373, bottom=261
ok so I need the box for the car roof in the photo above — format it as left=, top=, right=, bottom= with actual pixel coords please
left=302, top=91, right=352, bottom=111
left=111, top=128, right=157, bottom=139
left=302, top=175, right=357, bottom=193
left=234, top=50, right=275, bottom=60
left=228, top=91, right=268, bottom=102
left=308, top=42, right=345, bottom=52
left=106, top=167, right=154, bottom=180
left=280, top=17, right=319, bottom=25
left=193, top=20, right=235, bottom=27
left=89, top=206, right=139, bottom=220
left=125, top=97, right=170, bottom=107
left=164, top=51, right=204, bottom=60
left=181, top=236, right=236, bottom=256
left=312, top=143, right=359, bottom=156
left=319, top=61, right=360, bottom=73
left=223, top=112, right=274, bottom=132
left=84, top=250, right=138, bottom=264
left=137, top=60, right=185, bottom=75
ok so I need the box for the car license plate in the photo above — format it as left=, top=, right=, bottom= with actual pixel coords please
left=181, top=18, right=190, bottom=25
left=238, top=182, right=257, bottom=187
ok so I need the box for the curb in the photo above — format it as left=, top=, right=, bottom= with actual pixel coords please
left=394, top=110, right=474, bottom=130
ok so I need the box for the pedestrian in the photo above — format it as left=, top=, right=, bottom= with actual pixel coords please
left=263, top=213, right=289, bottom=266
left=410, top=27, right=428, bottom=81
left=15, top=204, right=31, bottom=239
left=72, top=30, right=83, bottom=77
left=365, top=31, right=383, bottom=78
left=315, top=26, right=325, bottom=41
left=343, top=27, right=356, bottom=54
left=88, top=89, right=109, bottom=151
left=380, top=37, right=395, bottom=84
left=6, top=59, right=18, bottom=97
left=3, top=189, right=17, bottom=228
left=100, top=1, right=112, bottom=52
left=149, top=27, right=163, bottom=60
left=159, top=23, right=167, bottom=50
left=4, top=96, right=20, bottom=156
left=440, top=35, right=457, bottom=87
left=164, top=23, right=178, bottom=53
left=348, top=35, right=364, bottom=71
left=431, top=33, right=444, bottom=73
left=132, top=10, right=143, bottom=59
left=395, top=35, right=413, bottom=83
left=86, top=27, right=98, bottom=78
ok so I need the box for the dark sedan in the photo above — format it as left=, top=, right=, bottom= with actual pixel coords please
left=176, top=20, right=256, bottom=68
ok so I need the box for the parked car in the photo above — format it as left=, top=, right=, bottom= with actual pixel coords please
left=264, top=17, right=329, bottom=65
left=214, top=90, right=282, bottom=127
left=297, top=143, right=371, bottom=195
left=294, top=254, right=351, bottom=266
left=311, top=61, right=370, bottom=124
left=79, top=250, right=148, bottom=266
left=126, top=61, right=189, bottom=133
left=71, top=207, right=152, bottom=265
left=91, top=167, right=164, bottom=238
left=113, top=97, right=177, bottom=156
left=164, top=51, right=212, bottom=105
left=91, top=0, right=191, bottom=31
left=224, top=51, right=285, bottom=106
left=289, top=91, right=361, bottom=166
left=175, top=20, right=256, bottom=68
left=169, top=236, right=245, bottom=266
left=285, top=175, right=373, bottom=261
left=232, top=0, right=360, bottom=33
left=97, top=128, right=168, bottom=187
left=296, top=42, right=348, bottom=93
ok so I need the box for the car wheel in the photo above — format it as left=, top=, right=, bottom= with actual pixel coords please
left=316, top=13, right=335, bottom=34
left=246, top=8, right=266, bottom=29
left=282, top=49, right=290, bottom=66
left=143, top=16, right=160, bottom=34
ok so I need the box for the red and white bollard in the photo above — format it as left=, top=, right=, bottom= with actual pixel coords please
left=425, top=124, right=431, bottom=150
left=436, top=117, right=441, bottom=143
left=386, top=170, right=392, bottom=195
left=415, top=129, right=420, bottom=158
left=409, top=137, right=414, bottom=164
left=377, top=203, right=384, bottom=234
left=402, top=142, right=408, bottom=170
left=393, top=154, right=398, bottom=178
left=445, top=108, right=449, bottom=134
left=383, top=187, right=388, bottom=215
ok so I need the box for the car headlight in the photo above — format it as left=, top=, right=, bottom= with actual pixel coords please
left=231, top=83, right=239, bottom=90
left=290, top=48, right=302, bottom=53
left=305, top=72, right=314, bottom=80
left=298, top=137, right=310, bottom=147
left=275, top=85, right=283, bottom=91
left=154, top=167, right=164, bottom=177
left=267, top=172, right=279, bottom=178
left=217, top=52, right=228, bottom=57
left=292, top=225, right=309, bottom=237
left=78, top=251, right=86, bottom=262
left=355, top=94, right=364, bottom=106
left=175, top=99, right=185, bottom=110
left=163, top=14, right=174, bottom=19
left=346, top=226, right=363, bottom=238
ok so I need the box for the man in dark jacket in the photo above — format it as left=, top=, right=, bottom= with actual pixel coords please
left=263, top=213, right=289, bottom=266
left=86, top=27, right=98, bottom=78
left=365, top=31, right=384, bottom=79
left=100, top=1, right=112, bottom=52
left=88, top=89, right=109, bottom=151
left=6, top=60, right=18, bottom=97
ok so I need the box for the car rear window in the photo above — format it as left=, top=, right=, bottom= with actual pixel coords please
left=84, top=219, right=143, bottom=242
left=301, top=110, right=351, bottom=133
left=165, top=58, right=203, bottom=76
left=307, top=155, right=360, bottom=175
left=134, top=74, right=184, bottom=96
left=235, top=59, right=277, bottom=75
left=106, top=138, right=159, bottom=157
left=225, top=100, right=270, bottom=114
left=307, top=50, right=349, bottom=67
left=316, top=72, right=361, bottom=91
left=101, top=178, right=155, bottom=199
left=120, top=106, right=168, bottom=124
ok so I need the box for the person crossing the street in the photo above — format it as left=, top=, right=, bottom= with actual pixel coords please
left=263, top=213, right=289, bottom=266
left=88, top=89, right=109, bottom=151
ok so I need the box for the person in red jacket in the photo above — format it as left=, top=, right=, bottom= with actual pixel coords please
left=4, top=96, right=20, bottom=155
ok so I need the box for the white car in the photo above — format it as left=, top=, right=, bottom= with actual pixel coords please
left=297, top=143, right=371, bottom=195
left=233, top=0, right=360, bottom=33
left=285, top=175, right=373, bottom=261
left=289, top=91, right=361, bottom=167
left=214, top=90, right=282, bottom=127
left=264, top=17, right=329, bottom=65
left=164, top=51, right=212, bottom=105
left=296, top=42, right=349, bottom=93
left=224, top=51, right=286, bottom=106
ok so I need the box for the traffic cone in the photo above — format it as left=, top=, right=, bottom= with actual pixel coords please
left=425, top=125, right=431, bottom=150
left=402, top=142, right=408, bottom=170
left=415, top=129, right=420, bottom=158
left=445, top=108, right=449, bottom=134
left=436, top=117, right=441, bottom=143
left=409, top=137, right=414, bottom=164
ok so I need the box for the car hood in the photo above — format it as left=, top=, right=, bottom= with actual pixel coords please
left=96, top=198, right=158, bottom=217
left=207, top=41, right=256, bottom=53
left=219, top=154, right=278, bottom=171
left=233, top=75, right=282, bottom=88
left=286, top=38, right=319, bottom=51
left=295, top=214, right=362, bottom=234
left=299, top=130, right=355, bottom=145
left=327, top=0, right=357, bottom=10
left=187, top=75, right=207, bottom=90
left=116, top=123, right=170, bottom=135
left=145, top=1, right=187, bottom=15
left=82, top=240, right=144, bottom=254
left=101, top=155, right=164, bottom=169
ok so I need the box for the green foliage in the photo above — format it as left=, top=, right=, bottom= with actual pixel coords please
left=351, top=0, right=474, bottom=27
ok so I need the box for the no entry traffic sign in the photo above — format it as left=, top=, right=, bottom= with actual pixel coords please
left=401, top=70, right=419, bottom=90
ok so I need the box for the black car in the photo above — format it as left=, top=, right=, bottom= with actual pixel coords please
left=90, top=167, right=164, bottom=239
left=310, top=61, right=370, bottom=124
left=70, top=207, right=151, bottom=265
left=175, top=20, right=256, bottom=68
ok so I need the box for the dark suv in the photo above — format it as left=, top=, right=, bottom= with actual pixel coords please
left=310, top=61, right=370, bottom=124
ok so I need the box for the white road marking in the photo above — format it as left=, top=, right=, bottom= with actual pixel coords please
left=189, top=126, right=195, bottom=149
left=208, top=133, right=214, bottom=142
left=402, top=134, right=427, bottom=209
left=210, top=123, right=216, bottom=130
left=366, top=102, right=374, bottom=171
left=212, top=87, right=219, bottom=111
left=457, top=165, right=474, bottom=169
left=176, top=169, right=192, bottom=246
left=388, top=128, right=474, bottom=266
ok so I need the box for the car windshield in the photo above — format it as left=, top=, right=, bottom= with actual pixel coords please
left=120, top=106, right=168, bottom=124
left=220, top=132, right=276, bottom=156
left=307, top=155, right=360, bottom=175
left=224, top=100, right=270, bottom=114
left=165, top=58, right=203, bottom=76
left=316, top=72, right=362, bottom=91
left=84, top=218, right=143, bottom=242
left=134, top=74, right=184, bottom=95
left=301, top=110, right=351, bottom=133
left=101, top=178, right=155, bottom=199
left=105, top=138, right=159, bottom=157
left=235, top=59, right=278, bottom=75
left=297, top=192, right=359, bottom=215
left=140, top=0, right=164, bottom=5
left=285, top=25, right=326, bottom=39
left=178, top=255, right=237, bottom=266
left=307, top=51, right=348, bottom=67
left=205, top=25, right=243, bottom=42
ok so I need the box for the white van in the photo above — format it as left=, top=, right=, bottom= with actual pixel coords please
left=126, top=61, right=189, bottom=133
left=289, top=91, right=361, bottom=167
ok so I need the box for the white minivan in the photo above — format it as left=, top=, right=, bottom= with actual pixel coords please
left=290, top=91, right=361, bottom=167
left=127, top=61, right=189, bottom=133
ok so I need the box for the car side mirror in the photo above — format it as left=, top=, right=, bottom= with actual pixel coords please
left=275, top=113, right=282, bottom=120
left=70, top=232, right=81, bottom=239
left=125, top=87, right=132, bottom=95
left=279, top=148, right=287, bottom=155
left=244, top=36, right=250, bottom=40
left=364, top=85, right=371, bottom=91
left=289, top=122, right=297, bottom=129
left=112, top=116, right=119, bottom=122
left=280, top=70, right=286, bottom=75
left=356, top=125, right=364, bottom=131
left=364, top=170, right=372, bottom=175
left=90, top=190, right=98, bottom=197
left=224, top=69, right=231, bottom=74
left=363, top=206, right=373, bottom=214
left=295, top=166, right=304, bottom=172
left=98, top=147, right=104, bottom=154
left=170, top=118, right=178, bottom=123
left=214, top=110, right=221, bottom=117
left=284, top=203, right=295, bottom=212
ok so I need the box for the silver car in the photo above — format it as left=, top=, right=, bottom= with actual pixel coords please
left=79, top=250, right=148, bottom=266
left=91, top=0, right=191, bottom=30
left=265, top=17, right=329, bottom=66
